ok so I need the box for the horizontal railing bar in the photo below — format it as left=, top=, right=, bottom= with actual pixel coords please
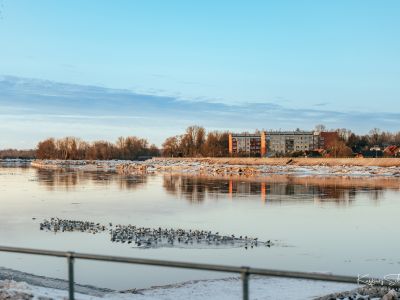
left=0, top=245, right=394, bottom=287
left=1, top=245, right=242, bottom=272
left=0, top=246, right=68, bottom=258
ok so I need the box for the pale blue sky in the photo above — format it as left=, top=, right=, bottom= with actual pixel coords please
left=0, top=1, right=399, bottom=148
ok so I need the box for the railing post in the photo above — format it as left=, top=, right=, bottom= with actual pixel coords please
left=67, top=252, right=75, bottom=300
left=241, top=267, right=249, bottom=300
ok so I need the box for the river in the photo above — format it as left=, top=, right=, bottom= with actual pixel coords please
left=0, top=164, right=399, bottom=290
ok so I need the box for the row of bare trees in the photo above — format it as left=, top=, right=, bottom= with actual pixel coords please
left=162, top=125, right=400, bottom=158
left=0, top=149, right=36, bottom=159
left=36, top=136, right=160, bottom=160
left=346, top=129, right=400, bottom=152
left=316, top=125, right=400, bottom=153
left=162, top=125, right=229, bottom=157
left=6, top=126, right=400, bottom=160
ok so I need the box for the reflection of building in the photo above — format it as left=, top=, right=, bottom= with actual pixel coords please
left=226, top=178, right=360, bottom=203
left=229, top=130, right=330, bottom=157
left=163, top=175, right=385, bottom=204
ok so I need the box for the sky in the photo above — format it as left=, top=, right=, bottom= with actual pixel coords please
left=0, top=0, right=399, bottom=148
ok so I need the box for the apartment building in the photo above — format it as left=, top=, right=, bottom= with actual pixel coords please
left=229, top=130, right=334, bottom=157
left=228, top=132, right=266, bottom=157
left=267, top=131, right=318, bottom=155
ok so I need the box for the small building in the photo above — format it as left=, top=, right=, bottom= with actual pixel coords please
left=383, top=145, right=400, bottom=157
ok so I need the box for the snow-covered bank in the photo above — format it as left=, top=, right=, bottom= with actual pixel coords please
left=0, top=279, right=100, bottom=300
left=120, top=158, right=400, bottom=177
left=2, top=266, right=398, bottom=299
left=30, top=158, right=400, bottom=177
left=0, top=267, right=112, bottom=297
left=0, top=276, right=359, bottom=300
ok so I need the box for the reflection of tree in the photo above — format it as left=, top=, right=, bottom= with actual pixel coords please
left=163, top=176, right=206, bottom=203
left=163, top=175, right=233, bottom=203
left=0, top=160, right=31, bottom=169
left=35, top=169, right=147, bottom=191
left=36, top=169, right=81, bottom=191
left=118, top=175, right=148, bottom=190
left=34, top=169, right=396, bottom=204
left=368, top=189, right=384, bottom=201
left=163, top=174, right=394, bottom=204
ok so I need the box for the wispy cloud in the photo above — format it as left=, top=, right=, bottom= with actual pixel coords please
left=0, top=75, right=399, bottom=149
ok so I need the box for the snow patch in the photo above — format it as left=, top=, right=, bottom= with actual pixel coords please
left=1, top=277, right=357, bottom=300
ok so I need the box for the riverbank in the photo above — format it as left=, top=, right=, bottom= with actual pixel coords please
left=29, top=158, right=400, bottom=177
left=1, top=275, right=398, bottom=299
left=30, top=159, right=123, bottom=171
left=152, top=157, right=400, bottom=167
left=0, top=275, right=358, bottom=300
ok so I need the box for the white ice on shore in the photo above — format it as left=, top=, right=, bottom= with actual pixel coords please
left=1, top=277, right=357, bottom=300
left=0, top=279, right=96, bottom=299
left=30, top=158, right=400, bottom=177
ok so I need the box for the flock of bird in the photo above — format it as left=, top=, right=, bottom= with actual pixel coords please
left=40, top=218, right=272, bottom=249
left=40, top=218, right=106, bottom=233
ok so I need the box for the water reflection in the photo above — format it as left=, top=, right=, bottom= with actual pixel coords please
left=30, top=168, right=400, bottom=204
left=3, top=166, right=400, bottom=288
left=0, top=160, right=31, bottom=168
left=35, top=169, right=148, bottom=191
left=163, top=175, right=399, bottom=204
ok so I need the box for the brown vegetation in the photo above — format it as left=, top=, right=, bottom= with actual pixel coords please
left=162, top=125, right=229, bottom=157
left=14, top=125, right=400, bottom=160
left=152, top=157, right=400, bottom=167
left=163, top=125, right=400, bottom=158
left=0, top=149, right=35, bottom=159
left=36, top=136, right=160, bottom=160
left=338, top=127, right=400, bottom=155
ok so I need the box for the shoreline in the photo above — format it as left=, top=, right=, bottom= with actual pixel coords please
left=0, top=269, right=359, bottom=299
left=1, top=270, right=396, bottom=299
left=0, top=267, right=112, bottom=297
left=28, top=158, right=400, bottom=178
left=152, top=157, right=400, bottom=167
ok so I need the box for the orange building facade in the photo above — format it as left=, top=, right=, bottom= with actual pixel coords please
left=228, top=133, right=266, bottom=157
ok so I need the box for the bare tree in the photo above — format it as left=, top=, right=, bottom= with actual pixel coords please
left=35, top=136, right=159, bottom=160
left=37, top=138, right=56, bottom=159
left=315, top=124, right=326, bottom=132
left=162, top=136, right=181, bottom=157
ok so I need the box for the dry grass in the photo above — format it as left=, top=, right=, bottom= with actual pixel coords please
left=154, top=157, right=400, bottom=167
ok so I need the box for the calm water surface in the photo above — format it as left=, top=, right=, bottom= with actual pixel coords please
left=1, top=166, right=400, bottom=290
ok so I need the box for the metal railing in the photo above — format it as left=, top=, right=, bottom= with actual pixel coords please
left=0, top=245, right=389, bottom=300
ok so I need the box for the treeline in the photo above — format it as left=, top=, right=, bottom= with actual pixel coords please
left=5, top=126, right=400, bottom=160
left=162, top=125, right=229, bottom=157
left=36, top=136, right=160, bottom=160
left=345, top=129, right=400, bottom=152
left=162, top=125, right=400, bottom=158
left=317, top=126, right=400, bottom=152
left=314, top=125, right=400, bottom=157
left=0, top=149, right=36, bottom=159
